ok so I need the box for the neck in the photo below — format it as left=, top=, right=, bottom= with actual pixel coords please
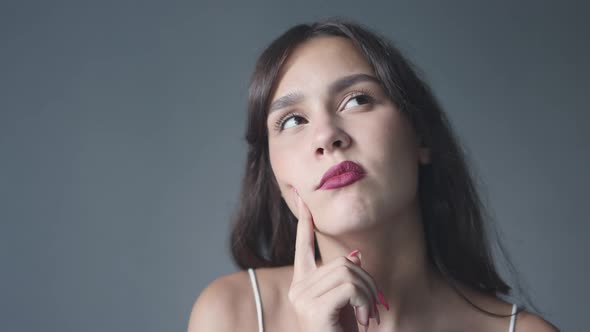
left=315, top=201, right=449, bottom=329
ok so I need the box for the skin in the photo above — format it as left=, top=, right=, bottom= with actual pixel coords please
left=187, top=36, right=559, bottom=332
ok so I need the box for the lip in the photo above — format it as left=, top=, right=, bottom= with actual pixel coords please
left=317, top=160, right=366, bottom=190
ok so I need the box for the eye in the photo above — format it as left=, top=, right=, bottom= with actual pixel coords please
left=274, top=112, right=306, bottom=131
left=343, top=92, right=374, bottom=109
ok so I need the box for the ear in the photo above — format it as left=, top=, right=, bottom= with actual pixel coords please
left=418, top=146, right=431, bottom=165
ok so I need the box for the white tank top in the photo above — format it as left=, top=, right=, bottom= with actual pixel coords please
left=247, top=268, right=518, bottom=332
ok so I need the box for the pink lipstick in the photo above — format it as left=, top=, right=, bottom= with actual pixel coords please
left=317, top=161, right=366, bottom=190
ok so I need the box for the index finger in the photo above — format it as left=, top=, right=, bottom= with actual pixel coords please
left=292, top=190, right=317, bottom=283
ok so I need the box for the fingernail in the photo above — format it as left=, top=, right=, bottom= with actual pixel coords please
left=347, top=249, right=362, bottom=260
left=348, top=249, right=360, bottom=257
left=378, top=291, right=390, bottom=311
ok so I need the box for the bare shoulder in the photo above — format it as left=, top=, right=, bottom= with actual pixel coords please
left=247, top=265, right=298, bottom=330
left=187, top=270, right=255, bottom=332
left=448, top=282, right=559, bottom=332
left=516, top=310, right=560, bottom=332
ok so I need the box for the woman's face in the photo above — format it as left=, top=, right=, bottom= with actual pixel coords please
left=267, top=36, right=430, bottom=235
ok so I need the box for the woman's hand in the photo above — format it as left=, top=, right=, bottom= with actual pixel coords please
left=288, top=189, right=382, bottom=332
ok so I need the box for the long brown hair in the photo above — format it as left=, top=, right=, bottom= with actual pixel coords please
left=229, top=18, right=533, bottom=317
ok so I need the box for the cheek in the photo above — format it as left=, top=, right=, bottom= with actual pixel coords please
left=356, top=108, right=408, bottom=161
left=269, top=143, right=297, bottom=189
left=361, top=109, right=420, bottom=191
left=269, top=144, right=308, bottom=216
left=376, top=109, right=418, bottom=161
left=381, top=118, right=421, bottom=201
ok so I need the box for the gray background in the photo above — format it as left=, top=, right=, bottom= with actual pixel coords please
left=1, top=0, right=587, bottom=331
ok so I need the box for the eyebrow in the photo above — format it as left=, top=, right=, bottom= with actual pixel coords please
left=268, top=73, right=381, bottom=113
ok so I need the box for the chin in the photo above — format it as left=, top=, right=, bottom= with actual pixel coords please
left=314, top=201, right=375, bottom=235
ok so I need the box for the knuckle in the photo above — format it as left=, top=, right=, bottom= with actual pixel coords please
left=293, top=298, right=307, bottom=314
left=336, top=264, right=355, bottom=280
left=343, top=281, right=357, bottom=294
left=308, top=306, right=323, bottom=321
left=305, top=305, right=320, bottom=321
left=343, top=266, right=356, bottom=280
left=300, top=301, right=316, bottom=318
left=336, top=264, right=350, bottom=275
left=336, top=256, right=349, bottom=265
left=288, top=282, right=304, bottom=302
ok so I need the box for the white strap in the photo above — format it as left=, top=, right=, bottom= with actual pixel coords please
left=509, top=303, right=517, bottom=332
left=248, top=268, right=264, bottom=332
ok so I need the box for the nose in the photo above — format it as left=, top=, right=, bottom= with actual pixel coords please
left=312, top=116, right=352, bottom=157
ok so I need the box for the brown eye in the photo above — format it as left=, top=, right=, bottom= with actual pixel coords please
left=343, top=93, right=374, bottom=109
left=281, top=115, right=305, bottom=129
left=274, top=112, right=306, bottom=131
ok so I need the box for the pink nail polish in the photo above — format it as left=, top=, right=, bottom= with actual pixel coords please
left=348, top=249, right=360, bottom=257
left=378, top=291, right=390, bottom=311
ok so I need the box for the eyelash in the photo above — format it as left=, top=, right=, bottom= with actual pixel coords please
left=272, top=89, right=376, bottom=131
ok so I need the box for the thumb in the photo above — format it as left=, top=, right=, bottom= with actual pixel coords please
left=347, top=249, right=362, bottom=267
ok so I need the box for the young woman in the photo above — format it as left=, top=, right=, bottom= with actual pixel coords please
left=188, top=19, right=559, bottom=332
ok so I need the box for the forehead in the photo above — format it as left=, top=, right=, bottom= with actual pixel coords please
left=271, top=36, right=374, bottom=101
